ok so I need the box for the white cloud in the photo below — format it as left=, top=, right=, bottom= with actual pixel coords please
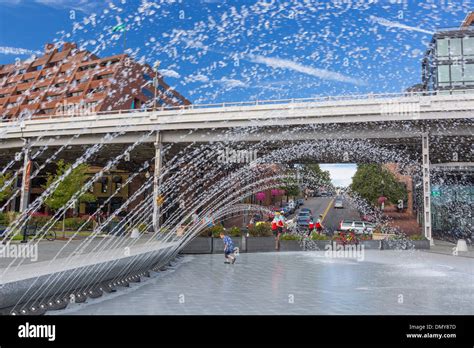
left=215, top=77, right=246, bottom=88
left=0, top=46, right=41, bottom=56
left=369, top=16, right=434, bottom=35
left=1, top=0, right=105, bottom=13
left=160, top=69, right=181, bottom=79
left=320, top=163, right=357, bottom=187
left=248, top=54, right=367, bottom=86
left=185, top=73, right=210, bottom=83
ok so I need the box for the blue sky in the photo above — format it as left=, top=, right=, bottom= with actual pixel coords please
left=0, top=0, right=471, bottom=185
left=320, top=163, right=357, bottom=187
left=1, top=0, right=471, bottom=103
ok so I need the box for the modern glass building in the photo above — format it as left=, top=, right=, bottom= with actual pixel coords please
left=430, top=171, right=473, bottom=234
left=422, top=13, right=474, bottom=92
left=418, top=13, right=474, bottom=234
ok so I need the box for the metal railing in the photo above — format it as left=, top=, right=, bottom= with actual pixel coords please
left=2, top=88, right=474, bottom=124
left=436, top=26, right=474, bottom=32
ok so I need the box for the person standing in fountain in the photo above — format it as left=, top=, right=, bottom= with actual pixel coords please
left=220, top=231, right=236, bottom=264
left=315, top=214, right=324, bottom=234
left=272, top=212, right=285, bottom=250
left=308, top=218, right=315, bottom=238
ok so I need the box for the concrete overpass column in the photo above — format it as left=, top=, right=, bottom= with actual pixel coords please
left=421, top=133, right=434, bottom=245
left=19, top=143, right=32, bottom=213
left=153, top=131, right=163, bottom=233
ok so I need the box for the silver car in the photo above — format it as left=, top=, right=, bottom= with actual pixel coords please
left=334, top=198, right=343, bottom=209
left=339, top=220, right=374, bottom=234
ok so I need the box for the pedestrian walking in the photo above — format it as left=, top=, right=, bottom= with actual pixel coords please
left=220, top=231, right=237, bottom=264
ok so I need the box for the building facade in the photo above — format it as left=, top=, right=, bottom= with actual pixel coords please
left=0, top=42, right=191, bottom=217
left=419, top=13, right=474, bottom=234
left=0, top=42, right=190, bottom=120
left=422, top=13, right=474, bottom=92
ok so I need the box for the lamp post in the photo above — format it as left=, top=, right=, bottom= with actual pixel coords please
left=153, top=61, right=161, bottom=112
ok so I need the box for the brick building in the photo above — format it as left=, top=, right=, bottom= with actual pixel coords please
left=0, top=42, right=190, bottom=120
left=0, top=42, right=191, bottom=216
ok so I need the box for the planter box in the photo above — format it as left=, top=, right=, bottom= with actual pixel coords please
left=212, top=237, right=242, bottom=254
left=332, top=241, right=360, bottom=250
left=180, top=237, right=213, bottom=254
left=359, top=240, right=381, bottom=249
left=305, top=240, right=332, bottom=250
left=246, top=236, right=276, bottom=252
left=411, top=240, right=430, bottom=249
left=280, top=240, right=305, bottom=251
left=381, top=239, right=430, bottom=250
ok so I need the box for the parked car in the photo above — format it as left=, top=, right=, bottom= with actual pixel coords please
left=339, top=220, right=374, bottom=234
left=300, top=208, right=312, bottom=214
left=285, top=200, right=296, bottom=214
left=297, top=215, right=313, bottom=228
left=296, top=198, right=304, bottom=207
left=297, top=211, right=310, bottom=219
left=334, top=197, right=344, bottom=209
left=281, top=205, right=292, bottom=216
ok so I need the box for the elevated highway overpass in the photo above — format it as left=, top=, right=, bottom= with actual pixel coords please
left=0, top=90, right=473, bottom=243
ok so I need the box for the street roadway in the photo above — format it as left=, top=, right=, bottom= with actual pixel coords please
left=292, top=196, right=360, bottom=233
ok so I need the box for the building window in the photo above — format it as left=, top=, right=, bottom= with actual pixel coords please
left=113, top=175, right=122, bottom=190
left=463, top=36, right=474, bottom=57
left=449, top=38, right=462, bottom=57
left=437, top=65, right=450, bottom=86
left=100, top=177, right=108, bottom=193
left=464, top=63, right=474, bottom=82
left=451, top=64, right=463, bottom=85
left=96, top=74, right=113, bottom=80
left=141, top=88, right=154, bottom=99
left=67, top=91, right=83, bottom=97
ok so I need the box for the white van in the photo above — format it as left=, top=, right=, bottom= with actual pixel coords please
left=339, top=220, right=375, bottom=234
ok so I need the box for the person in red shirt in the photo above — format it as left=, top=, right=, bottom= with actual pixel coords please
left=272, top=212, right=285, bottom=250
left=308, top=219, right=315, bottom=237
left=315, top=214, right=324, bottom=233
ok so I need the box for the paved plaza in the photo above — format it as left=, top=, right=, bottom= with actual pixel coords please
left=55, top=250, right=473, bottom=315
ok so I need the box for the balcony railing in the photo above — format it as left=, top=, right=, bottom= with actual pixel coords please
left=1, top=88, right=474, bottom=123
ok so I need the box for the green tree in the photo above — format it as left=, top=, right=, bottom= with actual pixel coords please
left=43, top=160, right=96, bottom=212
left=0, top=173, right=13, bottom=202
left=43, top=160, right=96, bottom=237
left=350, top=164, right=407, bottom=205
left=279, top=175, right=300, bottom=201
left=302, top=164, right=332, bottom=188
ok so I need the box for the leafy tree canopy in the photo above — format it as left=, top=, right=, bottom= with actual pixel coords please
left=302, top=164, right=332, bottom=189
left=350, top=164, right=407, bottom=205
left=43, top=160, right=96, bottom=211
left=0, top=173, right=13, bottom=202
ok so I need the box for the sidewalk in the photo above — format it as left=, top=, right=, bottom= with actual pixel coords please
left=421, top=239, right=474, bottom=258
left=384, top=206, right=421, bottom=236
